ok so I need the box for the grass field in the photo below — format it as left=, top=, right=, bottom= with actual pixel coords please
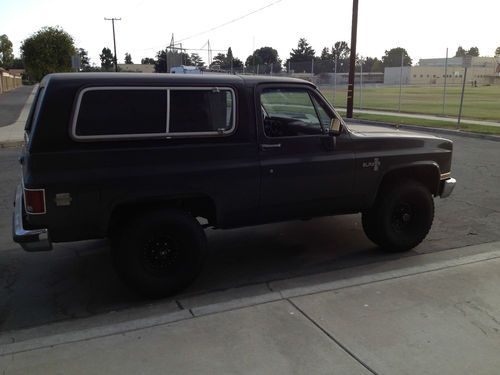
left=336, top=111, right=500, bottom=135
left=320, top=84, right=500, bottom=121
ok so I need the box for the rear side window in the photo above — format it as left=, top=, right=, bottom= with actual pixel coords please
left=72, top=87, right=236, bottom=140
left=75, top=89, right=167, bottom=137
left=169, top=90, right=233, bottom=134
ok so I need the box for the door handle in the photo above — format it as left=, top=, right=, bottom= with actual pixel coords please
left=260, top=143, right=281, bottom=150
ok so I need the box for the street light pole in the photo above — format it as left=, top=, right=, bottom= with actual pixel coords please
left=104, top=17, right=121, bottom=72
left=346, top=0, right=359, bottom=118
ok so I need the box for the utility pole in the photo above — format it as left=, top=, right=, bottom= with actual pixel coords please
left=104, top=17, right=121, bottom=72
left=346, top=0, right=359, bottom=118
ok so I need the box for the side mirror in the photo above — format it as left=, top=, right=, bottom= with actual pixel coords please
left=330, top=118, right=342, bottom=135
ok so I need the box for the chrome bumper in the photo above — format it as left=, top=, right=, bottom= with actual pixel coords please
left=440, top=178, right=456, bottom=199
left=12, top=185, right=52, bottom=252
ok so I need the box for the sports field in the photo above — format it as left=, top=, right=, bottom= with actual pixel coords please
left=320, top=84, right=500, bottom=121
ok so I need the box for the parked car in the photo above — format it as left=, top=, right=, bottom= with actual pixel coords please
left=13, top=73, right=456, bottom=296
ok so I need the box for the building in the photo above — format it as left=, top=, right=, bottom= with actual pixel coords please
left=117, top=64, right=155, bottom=73
left=0, top=68, right=22, bottom=94
left=384, top=56, right=500, bottom=85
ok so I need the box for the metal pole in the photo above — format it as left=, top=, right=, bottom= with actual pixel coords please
left=398, top=51, right=404, bottom=113
left=104, top=17, right=121, bottom=72
left=442, top=47, right=449, bottom=115
left=457, top=67, right=468, bottom=129
left=360, top=58, right=363, bottom=109
left=311, top=58, right=314, bottom=78
left=333, top=57, right=337, bottom=105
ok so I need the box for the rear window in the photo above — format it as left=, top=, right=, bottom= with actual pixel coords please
left=75, top=89, right=167, bottom=137
left=72, top=87, right=235, bottom=140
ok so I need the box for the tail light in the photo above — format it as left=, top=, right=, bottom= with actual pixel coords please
left=24, top=188, right=46, bottom=214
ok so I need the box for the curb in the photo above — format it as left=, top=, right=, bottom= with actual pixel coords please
left=0, top=140, right=24, bottom=149
left=346, top=119, right=500, bottom=142
left=1, top=241, right=499, bottom=356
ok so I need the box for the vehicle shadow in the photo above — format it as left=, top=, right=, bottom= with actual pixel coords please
left=0, top=214, right=412, bottom=332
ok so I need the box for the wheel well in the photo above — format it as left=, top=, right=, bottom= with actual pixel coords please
left=378, top=165, right=440, bottom=198
left=108, top=195, right=217, bottom=237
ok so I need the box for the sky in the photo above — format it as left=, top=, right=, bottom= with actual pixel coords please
left=1, top=0, right=499, bottom=67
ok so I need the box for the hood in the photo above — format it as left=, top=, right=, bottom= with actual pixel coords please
left=346, top=123, right=441, bottom=140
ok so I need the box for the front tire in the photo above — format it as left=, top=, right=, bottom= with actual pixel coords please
left=362, top=180, right=434, bottom=252
left=112, top=209, right=207, bottom=297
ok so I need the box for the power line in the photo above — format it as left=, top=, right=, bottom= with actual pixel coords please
left=138, top=0, right=283, bottom=52
left=177, top=0, right=283, bottom=43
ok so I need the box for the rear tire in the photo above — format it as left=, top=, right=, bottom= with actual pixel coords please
left=111, top=209, right=206, bottom=297
left=362, top=180, right=434, bottom=252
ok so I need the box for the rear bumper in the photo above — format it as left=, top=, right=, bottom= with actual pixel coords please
left=440, top=178, right=456, bottom=199
left=12, top=185, right=52, bottom=252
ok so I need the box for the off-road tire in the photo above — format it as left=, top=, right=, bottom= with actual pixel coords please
left=111, top=209, right=206, bottom=297
left=362, top=180, right=434, bottom=252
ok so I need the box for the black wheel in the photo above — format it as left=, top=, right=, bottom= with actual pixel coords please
left=362, top=180, right=434, bottom=252
left=112, top=209, right=207, bottom=297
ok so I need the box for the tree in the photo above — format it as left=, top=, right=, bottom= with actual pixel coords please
left=124, top=52, right=133, bottom=64
left=289, top=38, right=315, bottom=62
left=100, top=47, right=114, bottom=71
left=141, top=57, right=155, bottom=64
left=495, top=47, right=500, bottom=57
left=363, top=57, right=384, bottom=73
left=180, top=52, right=192, bottom=66
left=467, top=46, right=479, bottom=57
left=9, top=58, right=24, bottom=69
left=21, top=27, right=75, bottom=81
left=246, top=46, right=282, bottom=72
left=331, top=41, right=350, bottom=61
left=154, top=50, right=167, bottom=73
left=77, top=48, right=91, bottom=71
left=190, top=53, right=205, bottom=69
left=211, top=48, right=243, bottom=70
left=371, top=59, right=384, bottom=73
left=455, top=46, right=467, bottom=57
left=382, top=47, right=412, bottom=67
left=0, top=34, right=14, bottom=68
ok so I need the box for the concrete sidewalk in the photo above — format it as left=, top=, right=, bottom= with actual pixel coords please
left=1, top=241, right=499, bottom=374
left=0, top=86, right=36, bottom=127
left=0, top=85, right=37, bottom=148
left=337, top=107, right=500, bottom=128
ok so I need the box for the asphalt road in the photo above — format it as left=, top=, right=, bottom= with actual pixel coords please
left=0, top=133, right=499, bottom=332
left=0, top=86, right=35, bottom=127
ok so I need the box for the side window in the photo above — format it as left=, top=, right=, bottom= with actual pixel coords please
left=261, top=88, right=326, bottom=138
left=73, top=87, right=235, bottom=140
left=169, top=89, right=233, bottom=134
left=75, top=89, right=167, bottom=136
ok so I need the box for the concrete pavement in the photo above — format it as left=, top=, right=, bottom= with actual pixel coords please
left=0, top=86, right=36, bottom=127
left=1, top=241, right=499, bottom=374
left=0, top=85, right=37, bottom=148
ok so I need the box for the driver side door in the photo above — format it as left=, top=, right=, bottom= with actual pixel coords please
left=258, top=84, right=355, bottom=221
